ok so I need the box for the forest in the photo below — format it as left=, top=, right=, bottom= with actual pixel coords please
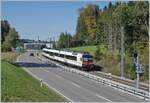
left=58, top=1, right=149, bottom=82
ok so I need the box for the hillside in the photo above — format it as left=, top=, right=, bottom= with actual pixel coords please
left=1, top=60, right=66, bottom=102
left=69, top=45, right=149, bottom=83
left=69, top=45, right=97, bottom=54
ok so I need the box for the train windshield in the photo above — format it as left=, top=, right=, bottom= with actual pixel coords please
left=82, top=55, right=93, bottom=62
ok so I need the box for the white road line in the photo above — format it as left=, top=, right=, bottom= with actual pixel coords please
left=55, top=74, right=62, bottom=79
left=41, top=56, right=146, bottom=100
left=17, top=53, right=72, bottom=102
left=43, top=69, right=64, bottom=79
left=70, top=82, right=81, bottom=88
left=18, top=53, right=113, bottom=102
left=95, top=94, right=112, bottom=102
left=43, top=68, right=81, bottom=88
left=16, top=53, right=24, bottom=62
left=22, top=67, right=73, bottom=102
left=41, top=64, right=112, bottom=102
left=43, top=69, right=50, bottom=72
left=43, top=82, right=73, bottom=102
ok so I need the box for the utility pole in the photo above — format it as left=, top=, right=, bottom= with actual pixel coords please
left=53, top=37, right=55, bottom=49
left=120, top=26, right=124, bottom=79
left=37, top=36, right=40, bottom=56
left=50, top=37, right=52, bottom=48
left=96, top=33, right=97, bottom=45
left=134, top=52, right=143, bottom=89
left=135, top=53, right=139, bottom=89
left=68, top=34, right=69, bottom=48
left=38, top=36, right=39, bottom=50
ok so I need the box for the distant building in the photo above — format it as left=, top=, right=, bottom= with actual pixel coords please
left=20, top=39, right=35, bottom=43
left=24, top=43, right=46, bottom=50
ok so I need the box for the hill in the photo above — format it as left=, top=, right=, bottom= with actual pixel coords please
left=69, top=45, right=148, bottom=83
left=1, top=60, right=66, bottom=102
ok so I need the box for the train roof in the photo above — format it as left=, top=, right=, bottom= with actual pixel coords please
left=43, top=48, right=91, bottom=57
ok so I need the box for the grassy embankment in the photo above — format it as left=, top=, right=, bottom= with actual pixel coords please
left=1, top=52, right=66, bottom=102
left=69, top=45, right=149, bottom=83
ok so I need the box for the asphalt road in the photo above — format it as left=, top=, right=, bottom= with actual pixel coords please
left=17, top=51, right=145, bottom=102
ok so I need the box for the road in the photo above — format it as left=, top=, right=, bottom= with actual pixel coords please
left=17, top=51, right=145, bottom=102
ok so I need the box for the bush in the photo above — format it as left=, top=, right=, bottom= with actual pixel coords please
left=95, top=46, right=102, bottom=61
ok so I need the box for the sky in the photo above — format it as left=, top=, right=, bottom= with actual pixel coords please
left=2, top=0, right=116, bottom=41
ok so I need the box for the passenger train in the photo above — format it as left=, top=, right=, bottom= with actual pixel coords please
left=42, top=48, right=94, bottom=70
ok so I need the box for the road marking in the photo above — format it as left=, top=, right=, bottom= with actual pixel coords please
left=43, top=69, right=50, bottom=72
left=43, top=69, right=82, bottom=89
left=95, top=94, right=112, bottom=102
left=20, top=52, right=146, bottom=101
left=16, top=52, right=24, bottom=62
left=39, top=67, right=43, bottom=69
left=22, top=67, right=73, bottom=102
left=23, top=65, right=111, bottom=102
left=39, top=60, right=112, bottom=102
left=70, top=82, right=81, bottom=88
left=55, top=74, right=62, bottom=79
left=43, top=69, right=68, bottom=81
left=43, top=82, right=73, bottom=102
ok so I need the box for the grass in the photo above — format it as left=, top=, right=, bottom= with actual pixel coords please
left=1, top=60, right=66, bottom=102
left=69, top=45, right=97, bottom=55
left=69, top=45, right=121, bottom=73
left=1, top=52, right=18, bottom=62
left=69, top=45, right=149, bottom=83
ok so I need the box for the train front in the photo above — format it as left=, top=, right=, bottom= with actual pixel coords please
left=82, top=54, right=94, bottom=71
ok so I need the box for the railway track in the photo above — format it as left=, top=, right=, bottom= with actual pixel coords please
left=37, top=53, right=149, bottom=92
left=90, top=71, right=149, bottom=92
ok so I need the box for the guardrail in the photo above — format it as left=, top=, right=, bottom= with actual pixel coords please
left=56, top=64, right=149, bottom=101
left=37, top=55, right=149, bottom=101
left=95, top=71, right=149, bottom=87
left=91, top=71, right=149, bottom=91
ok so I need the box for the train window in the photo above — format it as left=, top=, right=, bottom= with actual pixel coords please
left=83, top=58, right=88, bottom=61
left=44, top=51, right=49, bottom=54
left=82, top=55, right=93, bottom=62
left=83, top=58, right=93, bottom=62
left=65, top=55, right=77, bottom=61
left=54, top=53, right=59, bottom=56
left=83, top=55, right=93, bottom=58
left=60, top=54, right=64, bottom=57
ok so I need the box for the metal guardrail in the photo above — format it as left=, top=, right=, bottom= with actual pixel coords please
left=37, top=55, right=149, bottom=101
left=91, top=71, right=149, bottom=91
left=55, top=64, right=149, bottom=101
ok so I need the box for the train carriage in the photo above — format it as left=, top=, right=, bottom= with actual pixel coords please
left=42, top=48, right=94, bottom=70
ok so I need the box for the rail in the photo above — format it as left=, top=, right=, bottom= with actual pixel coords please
left=56, top=64, right=149, bottom=101
left=37, top=55, right=149, bottom=101
left=90, top=71, right=149, bottom=91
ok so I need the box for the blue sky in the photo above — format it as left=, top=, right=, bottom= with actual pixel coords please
left=2, top=1, right=116, bottom=41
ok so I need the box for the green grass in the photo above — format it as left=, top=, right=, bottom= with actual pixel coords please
left=1, top=60, right=66, bottom=102
left=69, top=45, right=97, bottom=55
left=69, top=45, right=149, bottom=83
left=69, top=45, right=115, bottom=55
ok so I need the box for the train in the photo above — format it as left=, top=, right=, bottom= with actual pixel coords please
left=42, top=48, right=95, bottom=70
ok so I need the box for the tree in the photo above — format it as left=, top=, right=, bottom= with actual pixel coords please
left=1, top=20, right=10, bottom=44
left=1, top=20, right=19, bottom=51
left=58, top=32, right=73, bottom=49
left=75, top=4, right=100, bottom=45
